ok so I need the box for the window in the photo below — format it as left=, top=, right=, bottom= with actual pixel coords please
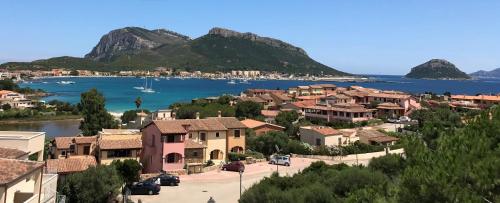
left=234, top=130, right=241, bottom=138
left=61, top=150, right=66, bottom=156
left=316, top=138, right=321, bottom=146
left=215, top=132, right=220, bottom=137
left=69, top=144, right=75, bottom=154
left=189, top=133, right=192, bottom=139
left=107, top=150, right=131, bottom=158
left=193, top=151, right=198, bottom=157
left=200, top=133, right=206, bottom=141
left=165, top=153, right=182, bottom=163
left=83, top=146, right=90, bottom=155
left=167, top=135, right=175, bottom=143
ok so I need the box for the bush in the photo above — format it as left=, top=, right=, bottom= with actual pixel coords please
left=245, top=150, right=265, bottom=159
left=1, top=103, right=11, bottom=111
left=228, top=152, right=247, bottom=161
left=205, top=160, right=214, bottom=166
left=112, top=159, right=142, bottom=183
left=369, top=154, right=406, bottom=178
left=235, top=100, right=262, bottom=119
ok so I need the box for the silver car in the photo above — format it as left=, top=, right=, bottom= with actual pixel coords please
left=269, top=155, right=291, bottom=166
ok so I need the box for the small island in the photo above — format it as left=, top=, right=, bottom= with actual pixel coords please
left=405, top=59, right=471, bottom=80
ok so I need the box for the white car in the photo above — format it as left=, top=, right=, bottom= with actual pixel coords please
left=399, top=116, right=411, bottom=122
left=269, top=155, right=291, bottom=166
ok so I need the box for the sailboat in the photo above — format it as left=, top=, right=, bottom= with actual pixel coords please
left=134, top=77, right=146, bottom=90
left=227, top=80, right=237, bottom=84
left=141, top=77, right=155, bottom=93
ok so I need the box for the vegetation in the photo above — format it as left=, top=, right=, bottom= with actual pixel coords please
left=241, top=106, right=500, bottom=202
left=0, top=99, right=80, bottom=121
left=171, top=101, right=235, bottom=119
left=405, top=59, right=471, bottom=79
left=235, top=101, right=262, bottom=119
left=246, top=131, right=310, bottom=156
left=59, top=165, right=123, bottom=203
left=121, top=109, right=150, bottom=124
left=275, top=111, right=299, bottom=136
left=78, top=88, right=117, bottom=136
left=112, top=159, right=142, bottom=184
left=0, top=79, right=45, bottom=94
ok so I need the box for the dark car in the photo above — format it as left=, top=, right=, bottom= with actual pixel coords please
left=125, top=181, right=161, bottom=195
left=158, top=173, right=180, bottom=186
left=222, top=161, right=245, bottom=172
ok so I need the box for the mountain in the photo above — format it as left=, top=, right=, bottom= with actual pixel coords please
left=1, top=27, right=348, bottom=76
left=405, top=59, right=470, bottom=79
left=469, top=68, right=500, bottom=78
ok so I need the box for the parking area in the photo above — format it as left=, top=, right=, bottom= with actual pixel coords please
left=129, top=158, right=337, bottom=203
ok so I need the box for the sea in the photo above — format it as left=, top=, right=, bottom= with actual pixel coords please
left=6, top=75, right=500, bottom=137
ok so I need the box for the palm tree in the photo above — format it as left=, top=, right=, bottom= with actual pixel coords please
left=135, top=97, right=142, bottom=111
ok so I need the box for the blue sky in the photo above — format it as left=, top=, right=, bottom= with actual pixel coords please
left=1, top=0, right=499, bottom=75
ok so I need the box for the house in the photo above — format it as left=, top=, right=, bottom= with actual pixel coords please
left=45, top=155, right=97, bottom=178
left=304, top=103, right=375, bottom=123
left=0, top=147, right=29, bottom=160
left=50, top=136, right=96, bottom=159
left=450, top=94, right=500, bottom=109
left=96, top=133, right=142, bottom=165
left=357, top=130, right=399, bottom=146
left=141, top=116, right=246, bottom=173
left=0, top=158, right=44, bottom=203
left=0, top=131, right=46, bottom=161
left=240, top=119, right=285, bottom=136
left=152, top=109, right=174, bottom=121
left=269, top=92, right=292, bottom=105
left=243, top=89, right=286, bottom=97
left=260, top=110, right=280, bottom=123
left=299, top=126, right=356, bottom=147
left=376, top=102, right=405, bottom=118
left=0, top=90, right=35, bottom=109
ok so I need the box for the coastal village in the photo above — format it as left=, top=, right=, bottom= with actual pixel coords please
left=1, top=77, right=500, bottom=202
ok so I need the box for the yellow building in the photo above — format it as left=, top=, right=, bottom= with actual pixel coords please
left=97, top=133, right=142, bottom=165
left=0, top=158, right=44, bottom=203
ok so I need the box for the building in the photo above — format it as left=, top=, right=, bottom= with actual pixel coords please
left=450, top=94, right=500, bottom=109
left=0, top=159, right=44, bottom=203
left=0, top=131, right=45, bottom=161
left=50, top=136, right=96, bottom=159
left=141, top=117, right=246, bottom=173
left=260, top=110, right=280, bottom=123
left=45, top=155, right=97, bottom=177
left=0, top=90, right=35, bottom=109
left=304, top=103, right=375, bottom=123
left=376, top=102, right=405, bottom=118
left=299, top=126, right=356, bottom=147
left=240, top=119, right=285, bottom=136
left=357, top=130, right=399, bottom=146
left=152, top=109, right=174, bottom=121
left=96, top=132, right=142, bottom=165
left=0, top=147, right=29, bottom=160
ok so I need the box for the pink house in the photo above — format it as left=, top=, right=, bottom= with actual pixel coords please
left=141, top=121, right=188, bottom=173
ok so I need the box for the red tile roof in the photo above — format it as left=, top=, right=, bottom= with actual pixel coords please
left=240, top=119, right=285, bottom=129
left=185, top=139, right=206, bottom=149
left=261, top=110, right=280, bottom=118
left=99, top=135, right=142, bottom=150
left=0, top=158, right=44, bottom=185
left=0, top=147, right=28, bottom=159
left=54, top=137, right=73, bottom=149
left=45, top=156, right=97, bottom=174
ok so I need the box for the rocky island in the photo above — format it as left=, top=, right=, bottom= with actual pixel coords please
left=405, top=59, right=471, bottom=80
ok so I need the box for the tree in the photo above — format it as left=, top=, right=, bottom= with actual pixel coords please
left=78, top=88, right=117, bottom=136
left=135, top=96, right=142, bottom=110
left=235, top=101, right=262, bottom=119
left=59, top=165, right=123, bottom=203
left=275, top=111, right=299, bottom=136
left=217, top=95, right=233, bottom=105
left=1, top=103, right=11, bottom=111
left=112, top=159, right=142, bottom=183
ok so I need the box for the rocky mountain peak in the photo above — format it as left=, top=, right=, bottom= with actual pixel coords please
left=208, top=27, right=307, bottom=55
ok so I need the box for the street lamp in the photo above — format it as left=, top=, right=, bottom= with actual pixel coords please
left=239, top=167, right=244, bottom=199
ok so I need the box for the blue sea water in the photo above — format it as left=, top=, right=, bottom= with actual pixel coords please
left=20, top=76, right=500, bottom=113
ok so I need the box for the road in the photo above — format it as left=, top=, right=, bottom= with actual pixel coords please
left=129, top=156, right=378, bottom=203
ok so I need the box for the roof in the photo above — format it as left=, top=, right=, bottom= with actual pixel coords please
left=270, top=92, right=292, bottom=101
left=309, top=85, right=323, bottom=89
left=209, top=117, right=247, bottom=129
left=0, top=90, right=16, bottom=95
left=0, top=158, right=44, bottom=186
left=74, top=136, right=96, bottom=144
left=99, top=129, right=140, bottom=135
left=288, top=100, right=317, bottom=109
left=0, top=147, right=28, bottom=159
left=257, top=94, right=274, bottom=101
left=451, top=94, right=500, bottom=101
left=99, top=135, right=142, bottom=150
left=305, top=104, right=374, bottom=113
left=0, top=131, right=45, bottom=140
left=296, top=95, right=324, bottom=101
left=150, top=118, right=229, bottom=134
left=261, top=110, right=280, bottom=118
left=301, top=126, right=341, bottom=136
left=239, top=96, right=266, bottom=103
left=317, top=84, right=336, bottom=88
left=357, top=130, right=399, bottom=143
left=240, top=119, right=285, bottom=129
left=54, top=137, right=73, bottom=149
left=377, top=102, right=405, bottom=110
left=369, top=93, right=411, bottom=100
left=185, top=139, right=206, bottom=149
left=45, top=156, right=97, bottom=174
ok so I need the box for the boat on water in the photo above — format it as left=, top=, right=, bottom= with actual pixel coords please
left=154, top=78, right=160, bottom=81
left=227, top=80, right=237, bottom=84
left=57, top=81, right=75, bottom=85
left=240, top=79, right=250, bottom=84
left=141, top=77, right=155, bottom=93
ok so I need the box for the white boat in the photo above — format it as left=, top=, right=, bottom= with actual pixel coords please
left=134, top=77, right=148, bottom=90
left=227, top=80, right=237, bottom=84
left=57, top=81, right=75, bottom=85
left=154, top=78, right=160, bottom=81
left=240, top=79, right=250, bottom=84
left=141, top=77, right=155, bottom=93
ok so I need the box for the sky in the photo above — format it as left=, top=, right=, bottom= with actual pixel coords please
left=1, top=0, right=499, bottom=75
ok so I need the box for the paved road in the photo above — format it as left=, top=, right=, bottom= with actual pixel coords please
left=129, top=157, right=374, bottom=203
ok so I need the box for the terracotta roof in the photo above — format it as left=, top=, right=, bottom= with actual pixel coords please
left=298, top=86, right=310, bottom=89
left=74, top=136, right=96, bottom=144
left=317, top=84, right=336, bottom=88
left=239, top=96, right=266, bottom=103
left=151, top=118, right=229, bottom=134
left=240, top=119, right=285, bottom=129
left=357, top=130, right=399, bottom=143
left=209, top=117, right=247, bottom=129
left=288, top=100, right=317, bottom=109
left=54, top=137, right=73, bottom=149
left=369, top=93, right=410, bottom=100
left=0, top=147, right=28, bottom=159
left=261, top=110, right=280, bottom=118
left=151, top=120, right=189, bottom=134
left=296, top=95, right=324, bottom=100
left=305, top=104, right=374, bottom=113
left=99, top=135, right=142, bottom=150
left=45, top=156, right=97, bottom=174
left=451, top=94, right=500, bottom=101
left=301, top=126, right=341, bottom=136
left=257, top=94, right=274, bottom=101
left=185, top=139, right=206, bottom=149
left=309, top=85, right=323, bottom=89
left=343, top=90, right=370, bottom=97
left=377, top=102, right=404, bottom=110
left=270, top=92, right=292, bottom=101
left=0, top=158, right=44, bottom=185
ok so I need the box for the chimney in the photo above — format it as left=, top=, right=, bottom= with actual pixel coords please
left=196, top=112, right=200, bottom=119
left=217, top=110, right=222, bottom=118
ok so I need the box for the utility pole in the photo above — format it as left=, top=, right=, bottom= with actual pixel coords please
left=239, top=168, right=243, bottom=199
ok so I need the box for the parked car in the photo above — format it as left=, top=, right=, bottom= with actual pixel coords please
left=269, top=155, right=291, bottom=166
left=399, top=116, right=411, bottom=122
left=124, top=181, right=161, bottom=195
left=158, top=173, right=180, bottom=186
left=387, top=118, right=399, bottom=123
left=222, top=161, right=245, bottom=172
